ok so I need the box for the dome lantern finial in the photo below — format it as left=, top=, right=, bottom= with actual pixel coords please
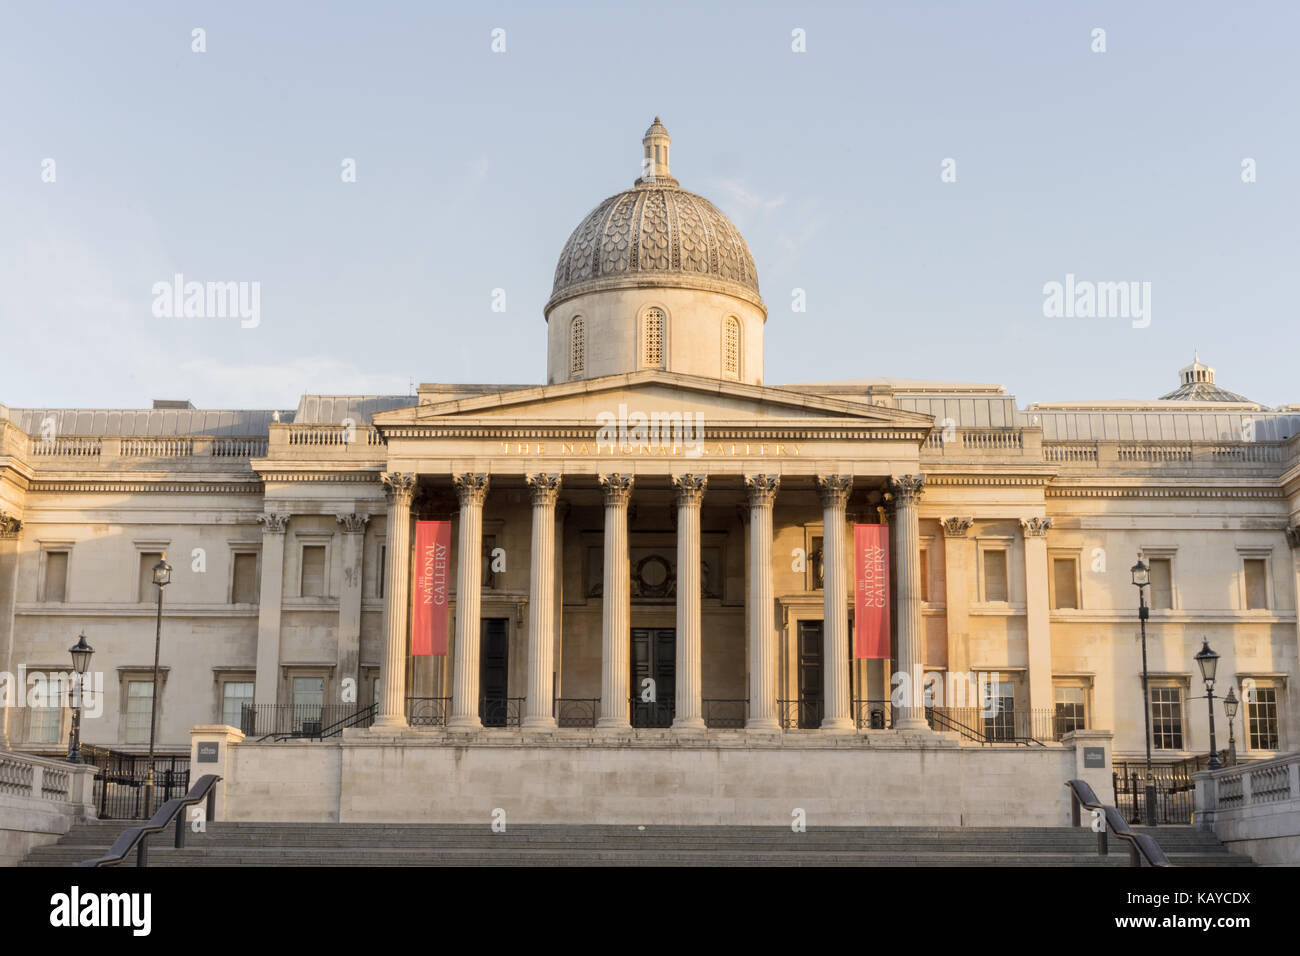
left=636, top=116, right=675, bottom=186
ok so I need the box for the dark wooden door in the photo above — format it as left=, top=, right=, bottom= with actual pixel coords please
left=479, top=618, right=509, bottom=727
left=631, top=627, right=675, bottom=727
left=797, top=621, right=824, bottom=729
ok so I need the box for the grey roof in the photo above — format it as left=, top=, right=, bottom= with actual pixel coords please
left=1158, top=381, right=1258, bottom=404
left=2, top=407, right=292, bottom=437
left=293, top=395, right=416, bottom=425
left=1030, top=409, right=1300, bottom=442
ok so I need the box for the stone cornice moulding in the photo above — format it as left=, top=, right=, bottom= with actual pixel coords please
left=257, top=469, right=384, bottom=483
left=1046, top=486, right=1283, bottom=500
left=925, top=475, right=1049, bottom=488
left=28, top=479, right=264, bottom=494
left=378, top=424, right=932, bottom=443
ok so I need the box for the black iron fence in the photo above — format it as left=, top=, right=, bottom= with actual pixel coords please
left=554, top=697, right=599, bottom=728
left=239, top=703, right=374, bottom=740
left=75, top=745, right=190, bottom=820
left=631, top=694, right=675, bottom=728
left=925, top=706, right=1057, bottom=744
left=407, top=697, right=451, bottom=727
left=778, top=698, right=823, bottom=730
left=1113, top=753, right=1228, bottom=825
left=853, top=699, right=892, bottom=729
left=702, top=699, right=748, bottom=728
left=480, top=697, right=524, bottom=728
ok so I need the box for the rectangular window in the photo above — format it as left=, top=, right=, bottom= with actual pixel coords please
left=918, top=549, right=930, bottom=603
left=301, top=545, right=326, bottom=597
left=222, top=681, right=254, bottom=729
left=983, top=680, right=1015, bottom=741
left=125, top=680, right=155, bottom=745
left=292, top=676, right=325, bottom=734
left=378, top=544, right=386, bottom=599
left=1054, top=685, right=1087, bottom=739
left=137, top=552, right=163, bottom=602
left=1244, top=559, right=1268, bottom=610
left=43, top=551, right=69, bottom=603
left=983, top=549, right=1008, bottom=602
left=1149, top=557, right=1173, bottom=610
left=27, top=675, right=64, bottom=744
left=1052, top=557, right=1078, bottom=609
left=1151, top=686, right=1184, bottom=750
left=231, top=553, right=259, bottom=604
left=1248, top=687, right=1279, bottom=750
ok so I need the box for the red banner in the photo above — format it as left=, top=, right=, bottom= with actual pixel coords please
left=854, top=524, right=890, bottom=659
left=412, top=520, right=451, bottom=656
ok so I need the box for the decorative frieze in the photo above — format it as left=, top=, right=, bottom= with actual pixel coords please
left=940, top=516, right=973, bottom=538
left=256, top=513, right=290, bottom=534
left=1021, top=517, right=1053, bottom=537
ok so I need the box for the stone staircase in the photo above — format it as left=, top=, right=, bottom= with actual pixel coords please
left=21, top=821, right=1255, bottom=866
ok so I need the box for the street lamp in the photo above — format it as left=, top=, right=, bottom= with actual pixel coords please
left=66, top=633, right=93, bottom=763
left=1194, top=638, right=1223, bottom=770
left=144, top=554, right=172, bottom=813
left=1130, top=557, right=1158, bottom=826
left=1223, top=686, right=1238, bottom=767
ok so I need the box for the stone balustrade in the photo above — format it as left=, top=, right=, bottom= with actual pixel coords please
left=0, top=750, right=99, bottom=866
left=1193, top=751, right=1300, bottom=864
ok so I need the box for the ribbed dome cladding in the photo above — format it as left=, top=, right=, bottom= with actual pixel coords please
left=551, top=186, right=760, bottom=303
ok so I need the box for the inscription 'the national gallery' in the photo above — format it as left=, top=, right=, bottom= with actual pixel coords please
left=498, top=442, right=802, bottom=458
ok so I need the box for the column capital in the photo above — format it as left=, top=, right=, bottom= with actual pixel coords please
left=744, top=473, right=780, bottom=506
left=381, top=471, right=417, bottom=505
left=1286, top=526, right=1300, bottom=550
left=0, top=511, right=21, bottom=539
left=889, top=474, right=925, bottom=503
left=598, top=472, right=634, bottom=505
left=1020, top=516, right=1053, bottom=537
left=526, top=473, right=562, bottom=506
left=941, top=516, right=973, bottom=537
left=816, top=474, right=853, bottom=507
left=335, top=512, right=370, bottom=534
left=453, top=473, right=490, bottom=506
left=256, top=512, right=290, bottom=534
left=672, top=473, right=708, bottom=506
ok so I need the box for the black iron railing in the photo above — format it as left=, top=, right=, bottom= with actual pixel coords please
left=480, top=696, right=524, bottom=728
left=407, top=697, right=452, bottom=727
left=73, top=745, right=190, bottom=820
left=778, top=698, right=823, bottom=730
left=631, top=694, right=675, bottom=728
left=925, top=706, right=1054, bottom=745
left=853, top=698, right=892, bottom=729
left=702, top=699, right=748, bottom=729
left=240, top=703, right=379, bottom=740
left=1112, top=756, right=1225, bottom=825
left=1066, top=778, right=1173, bottom=867
left=554, top=697, right=599, bottom=728
left=79, top=774, right=222, bottom=867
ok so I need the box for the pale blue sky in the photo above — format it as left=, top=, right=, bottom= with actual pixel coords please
left=2, top=1, right=1296, bottom=410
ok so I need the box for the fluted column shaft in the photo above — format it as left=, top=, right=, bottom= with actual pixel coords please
left=598, top=474, right=633, bottom=730
left=672, top=474, right=707, bottom=731
left=448, top=474, right=489, bottom=730
left=374, top=475, right=415, bottom=729
left=818, top=475, right=854, bottom=730
left=254, top=513, right=289, bottom=708
left=745, top=476, right=780, bottom=731
left=0, top=517, right=22, bottom=748
left=892, top=475, right=928, bottom=730
left=524, top=474, right=561, bottom=730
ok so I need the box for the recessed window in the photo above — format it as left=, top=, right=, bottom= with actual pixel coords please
left=1247, top=686, right=1279, bottom=750
left=1051, top=557, right=1078, bottom=609
left=301, top=545, right=327, bottom=597
left=42, top=551, right=69, bottom=603
left=1054, top=685, right=1087, bottom=738
left=983, top=549, right=1008, bottom=602
left=983, top=680, right=1016, bottom=741
left=642, top=308, right=665, bottom=369
left=231, top=553, right=259, bottom=604
left=292, top=676, right=325, bottom=734
left=125, top=680, right=155, bottom=744
left=1151, top=686, right=1184, bottom=750
left=1148, top=557, right=1173, bottom=610
left=723, top=316, right=740, bottom=378
left=222, top=681, right=254, bottom=729
left=570, top=316, right=585, bottom=376
left=137, top=552, right=163, bottom=602
left=1244, top=558, right=1268, bottom=610
left=27, top=675, right=63, bottom=744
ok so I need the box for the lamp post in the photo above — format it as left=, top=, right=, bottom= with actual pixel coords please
left=144, top=554, right=171, bottom=814
left=1130, top=557, right=1158, bottom=827
left=66, top=633, right=93, bottom=763
left=1223, top=686, right=1238, bottom=767
left=1195, top=638, right=1223, bottom=770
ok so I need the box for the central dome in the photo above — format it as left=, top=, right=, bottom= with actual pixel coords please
left=547, top=119, right=762, bottom=312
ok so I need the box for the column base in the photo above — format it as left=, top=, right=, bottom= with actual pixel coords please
left=596, top=717, right=631, bottom=732
left=521, top=716, right=558, bottom=731
left=745, top=717, right=781, bottom=733
left=893, top=715, right=932, bottom=732
left=369, top=715, right=408, bottom=731
left=446, top=716, right=483, bottom=732
left=671, top=716, right=707, bottom=732
left=820, top=716, right=856, bottom=732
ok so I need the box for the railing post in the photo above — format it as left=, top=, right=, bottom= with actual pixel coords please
left=175, top=811, right=186, bottom=848
left=1071, top=790, right=1080, bottom=827
left=137, top=834, right=148, bottom=868
left=1128, top=843, right=1140, bottom=867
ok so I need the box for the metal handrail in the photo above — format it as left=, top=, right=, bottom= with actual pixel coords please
left=926, top=706, right=1050, bottom=746
left=268, top=702, right=377, bottom=741
left=1066, top=779, right=1173, bottom=868
left=78, top=774, right=222, bottom=867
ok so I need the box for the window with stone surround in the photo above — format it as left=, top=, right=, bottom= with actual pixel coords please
left=221, top=680, right=254, bottom=730
left=137, top=551, right=164, bottom=602
left=41, top=550, right=69, bottom=603
left=26, top=674, right=65, bottom=745
left=1150, top=685, right=1184, bottom=750
left=300, top=545, right=327, bottom=597
left=1053, top=682, right=1089, bottom=739
left=1148, top=556, right=1173, bottom=610
left=1051, top=556, right=1078, bottom=609
left=1245, top=682, right=1281, bottom=750
left=1243, top=557, right=1269, bottom=610
left=231, top=551, right=259, bottom=604
left=124, top=679, right=155, bottom=745
left=982, top=548, right=1008, bottom=603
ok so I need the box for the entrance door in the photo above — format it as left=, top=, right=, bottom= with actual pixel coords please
left=479, top=618, right=509, bottom=727
left=797, top=621, right=824, bottom=729
left=630, top=628, right=675, bottom=727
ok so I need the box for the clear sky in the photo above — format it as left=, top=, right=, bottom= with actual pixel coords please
left=2, top=1, right=1297, bottom=410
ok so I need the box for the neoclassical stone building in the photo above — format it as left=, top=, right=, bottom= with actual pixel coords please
left=1, top=120, right=1297, bottom=824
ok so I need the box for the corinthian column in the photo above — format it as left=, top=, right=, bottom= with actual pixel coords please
left=0, top=513, right=22, bottom=748
left=374, top=474, right=415, bottom=729
left=524, top=474, right=561, bottom=730
left=448, top=473, right=489, bottom=731
left=892, top=474, right=929, bottom=731
left=744, top=476, right=780, bottom=731
left=817, top=474, right=854, bottom=731
left=253, top=512, right=290, bottom=708
left=672, top=474, right=707, bottom=731
left=597, top=473, right=634, bottom=730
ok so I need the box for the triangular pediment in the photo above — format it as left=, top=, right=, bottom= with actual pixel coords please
left=372, top=371, right=935, bottom=432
